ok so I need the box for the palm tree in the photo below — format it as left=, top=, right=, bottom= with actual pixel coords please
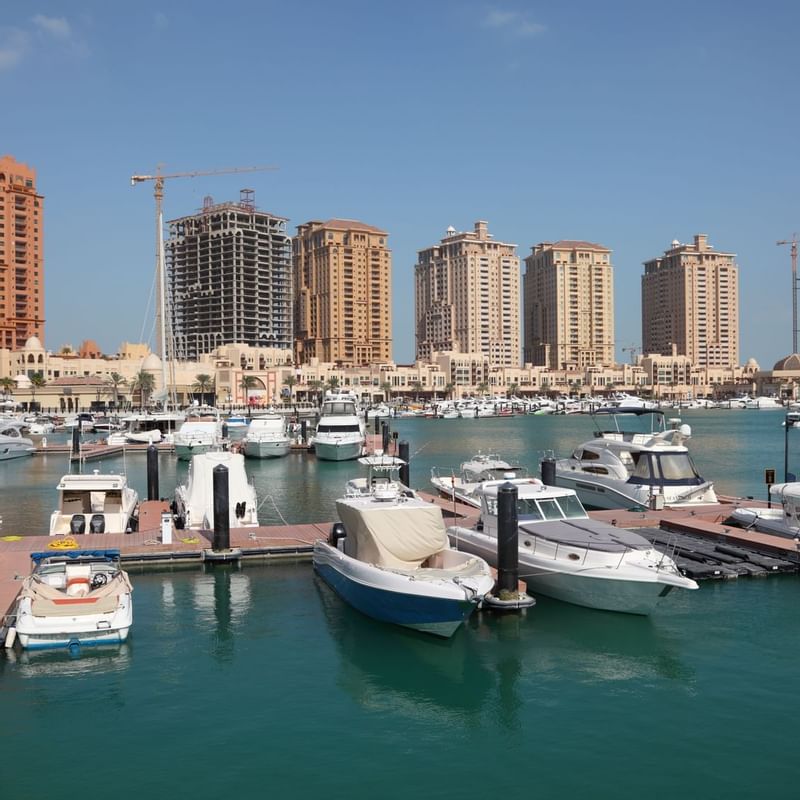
left=131, top=370, right=155, bottom=409
left=193, top=373, right=214, bottom=404
left=410, top=380, right=423, bottom=401
left=106, top=372, right=126, bottom=409
left=283, top=374, right=297, bottom=403
left=476, top=381, right=489, bottom=397
left=29, top=372, right=46, bottom=410
left=240, top=375, right=258, bottom=408
left=0, top=376, right=13, bottom=397
left=507, top=382, right=519, bottom=398
left=326, top=376, right=340, bottom=393
left=307, top=379, right=324, bottom=405
left=443, top=382, right=454, bottom=400
left=380, top=381, right=393, bottom=402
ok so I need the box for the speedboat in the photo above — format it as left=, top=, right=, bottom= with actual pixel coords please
left=447, top=479, right=698, bottom=615
left=431, top=452, right=529, bottom=508
left=730, top=482, right=800, bottom=538
left=173, top=413, right=226, bottom=461
left=225, top=414, right=249, bottom=429
left=312, top=392, right=366, bottom=462
left=0, top=421, right=35, bottom=460
left=107, top=411, right=185, bottom=445
left=553, top=408, right=718, bottom=510
left=13, top=549, right=133, bottom=650
left=242, top=414, right=291, bottom=459
left=313, top=463, right=495, bottom=637
left=49, top=470, right=139, bottom=536
left=173, top=450, right=259, bottom=530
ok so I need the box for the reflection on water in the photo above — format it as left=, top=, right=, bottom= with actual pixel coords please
left=1, top=641, right=132, bottom=680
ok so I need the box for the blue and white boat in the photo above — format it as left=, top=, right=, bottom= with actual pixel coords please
left=13, top=550, right=133, bottom=650
left=313, top=465, right=495, bottom=637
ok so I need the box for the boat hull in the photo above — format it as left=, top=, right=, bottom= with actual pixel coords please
left=174, top=442, right=214, bottom=461
left=16, top=626, right=131, bottom=651
left=314, top=439, right=363, bottom=462
left=243, top=439, right=291, bottom=458
left=0, top=445, right=34, bottom=460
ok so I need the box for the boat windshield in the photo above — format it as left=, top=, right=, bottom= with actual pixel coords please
left=322, top=402, right=356, bottom=415
left=629, top=453, right=703, bottom=485
left=317, top=423, right=361, bottom=433
left=486, top=493, right=587, bottom=520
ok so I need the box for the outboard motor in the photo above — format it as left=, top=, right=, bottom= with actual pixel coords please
left=69, top=514, right=86, bottom=534
left=330, top=522, right=346, bottom=550
left=90, top=514, right=106, bottom=533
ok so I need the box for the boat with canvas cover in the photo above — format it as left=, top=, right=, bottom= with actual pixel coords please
left=13, top=549, right=133, bottom=650
left=313, top=468, right=495, bottom=637
left=730, top=482, right=800, bottom=538
left=447, top=479, right=698, bottom=615
left=49, top=470, right=139, bottom=535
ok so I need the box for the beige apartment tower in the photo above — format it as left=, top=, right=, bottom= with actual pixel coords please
left=642, top=234, right=739, bottom=367
left=415, top=221, right=520, bottom=366
left=523, top=240, right=614, bottom=369
left=293, top=219, right=392, bottom=366
left=0, top=155, right=44, bottom=350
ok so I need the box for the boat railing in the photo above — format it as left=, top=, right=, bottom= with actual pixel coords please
left=526, top=533, right=633, bottom=569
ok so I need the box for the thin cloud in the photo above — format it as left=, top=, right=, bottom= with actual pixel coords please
left=0, top=28, right=30, bottom=71
left=31, top=14, right=72, bottom=39
left=483, top=8, right=547, bottom=37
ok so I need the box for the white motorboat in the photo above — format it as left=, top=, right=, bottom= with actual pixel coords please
left=49, top=470, right=139, bottom=536
left=107, top=411, right=185, bottom=445
left=13, top=549, right=133, bottom=650
left=312, top=392, right=366, bottom=462
left=730, top=482, right=800, bottom=538
left=313, top=463, right=495, bottom=637
left=0, top=421, right=35, bottom=460
left=242, top=414, right=291, bottom=459
left=447, top=479, right=698, bottom=615
left=173, top=450, right=259, bottom=530
left=173, top=411, right=226, bottom=461
left=743, top=396, right=783, bottom=410
left=431, top=452, right=529, bottom=508
left=553, top=408, right=718, bottom=510
left=225, top=414, right=249, bottom=429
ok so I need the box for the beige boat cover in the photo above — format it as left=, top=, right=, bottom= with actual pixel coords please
left=20, top=572, right=132, bottom=617
left=335, top=499, right=448, bottom=570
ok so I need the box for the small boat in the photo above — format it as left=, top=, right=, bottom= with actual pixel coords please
left=0, top=421, right=35, bottom=460
left=242, top=414, right=291, bottom=459
left=13, top=549, right=133, bottom=650
left=106, top=411, right=185, bottom=445
left=173, top=451, right=259, bottom=530
left=730, top=482, right=800, bottom=538
left=312, top=392, right=366, bottom=462
left=49, top=470, right=139, bottom=536
left=553, top=408, right=717, bottom=510
left=313, top=461, right=495, bottom=637
left=225, top=414, right=249, bottom=429
left=447, top=479, right=698, bottom=615
left=431, top=452, right=529, bottom=508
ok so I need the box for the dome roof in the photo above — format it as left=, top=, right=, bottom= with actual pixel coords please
left=14, top=373, right=31, bottom=387
left=141, top=353, right=162, bottom=371
left=24, top=336, right=43, bottom=351
left=773, top=353, right=800, bottom=371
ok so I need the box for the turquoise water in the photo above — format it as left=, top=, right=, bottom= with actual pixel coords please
left=1, top=411, right=799, bottom=798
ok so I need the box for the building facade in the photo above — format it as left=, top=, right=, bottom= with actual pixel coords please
left=415, top=221, right=520, bottom=366
left=0, top=156, right=45, bottom=351
left=523, top=240, right=614, bottom=369
left=293, top=219, right=392, bottom=366
left=641, top=234, right=739, bottom=368
left=165, top=191, right=293, bottom=361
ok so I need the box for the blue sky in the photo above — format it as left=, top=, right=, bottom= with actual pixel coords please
left=3, top=1, right=799, bottom=368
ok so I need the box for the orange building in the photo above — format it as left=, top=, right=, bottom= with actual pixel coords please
left=0, top=155, right=45, bottom=350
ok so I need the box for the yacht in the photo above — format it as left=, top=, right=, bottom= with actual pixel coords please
left=0, top=421, right=35, bottom=460
left=447, top=479, right=698, bottom=615
left=553, top=408, right=717, bottom=510
left=430, top=452, right=529, bottom=508
left=173, top=409, right=226, bottom=461
left=107, top=411, right=185, bottom=445
left=312, top=392, right=366, bottom=462
left=242, top=414, right=291, bottom=459
left=49, top=470, right=139, bottom=535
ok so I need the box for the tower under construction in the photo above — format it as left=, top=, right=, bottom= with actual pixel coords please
left=165, top=190, right=292, bottom=361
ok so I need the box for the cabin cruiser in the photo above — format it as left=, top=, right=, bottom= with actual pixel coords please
left=553, top=408, right=717, bottom=510
left=49, top=470, right=139, bottom=535
left=313, top=462, right=495, bottom=637
left=743, top=396, right=783, bottom=410
left=0, top=421, right=35, bottom=460
left=312, top=392, right=366, bottom=462
left=13, top=549, right=133, bottom=650
left=173, top=450, right=259, bottom=530
left=242, top=414, right=291, bottom=459
left=730, top=482, right=800, bottom=538
left=107, top=411, right=185, bottom=445
left=431, top=453, right=529, bottom=508
left=173, top=409, right=226, bottom=461
left=447, top=479, right=698, bottom=615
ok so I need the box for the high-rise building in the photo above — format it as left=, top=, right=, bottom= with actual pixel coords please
left=165, top=191, right=292, bottom=361
left=293, top=219, right=392, bottom=366
left=641, top=234, right=739, bottom=367
left=523, top=240, right=614, bottom=369
left=415, top=221, right=520, bottom=365
left=0, top=155, right=45, bottom=350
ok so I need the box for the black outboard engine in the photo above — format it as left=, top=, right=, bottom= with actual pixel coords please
left=330, top=522, right=346, bottom=549
left=90, top=514, right=106, bottom=533
left=69, top=514, right=86, bottom=534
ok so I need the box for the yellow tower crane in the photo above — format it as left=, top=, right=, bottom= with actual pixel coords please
left=130, top=165, right=278, bottom=406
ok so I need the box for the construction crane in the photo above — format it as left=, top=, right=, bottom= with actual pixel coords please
left=130, top=165, right=277, bottom=405
left=777, top=234, right=799, bottom=354
left=621, top=344, right=640, bottom=364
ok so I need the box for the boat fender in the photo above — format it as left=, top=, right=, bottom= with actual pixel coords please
left=330, top=522, right=347, bottom=548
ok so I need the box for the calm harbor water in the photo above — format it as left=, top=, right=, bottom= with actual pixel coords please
left=1, top=410, right=799, bottom=798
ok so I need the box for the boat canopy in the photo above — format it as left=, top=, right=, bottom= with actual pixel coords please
left=593, top=407, right=665, bottom=418
left=335, top=501, right=448, bottom=570
left=519, top=519, right=651, bottom=552
left=30, top=549, right=121, bottom=565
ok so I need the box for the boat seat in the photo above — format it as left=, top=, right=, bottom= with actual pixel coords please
left=89, top=514, right=106, bottom=533
left=69, top=514, right=86, bottom=534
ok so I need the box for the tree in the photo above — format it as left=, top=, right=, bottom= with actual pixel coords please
left=410, top=380, right=423, bottom=401
left=0, top=376, right=14, bottom=397
left=131, top=370, right=155, bottom=409
left=443, top=382, right=454, bottom=400
left=326, top=376, right=340, bottom=393
left=29, top=372, right=46, bottom=408
left=283, top=374, right=297, bottom=402
left=240, top=375, right=258, bottom=407
left=307, top=379, right=324, bottom=405
left=193, top=373, right=214, bottom=404
left=106, top=372, right=127, bottom=409
left=476, top=381, right=489, bottom=396
left=381, top=381, right=393, bottom=402
left=507, top=382, right=519, bottom=398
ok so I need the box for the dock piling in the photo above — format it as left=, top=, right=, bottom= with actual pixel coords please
left=399, top=440, right=410, bottom=487
left=71, top=425, right=80, bottom=458
left=147, top=444, right=159, bottom=501
left=541, top=457, right=556, bottom=486
left=212, top=465, right=231, bottom=552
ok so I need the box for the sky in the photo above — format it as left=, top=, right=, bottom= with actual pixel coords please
left=2, top=1, right=799, bottom=368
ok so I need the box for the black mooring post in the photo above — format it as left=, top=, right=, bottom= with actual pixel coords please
left=496, top=482, right=519, bottom=594
left=212, top=464, right=230, bottom=552
left=541, top=457, right=556, bottom=486
left=399, top=440, right=410, bottom=487
left=147, top=444, right=159, bottom=501
left=381, top=421, right=390, bottom=452
left=71, top=425, right=80, bottom=457
left=300, top=419, right=308, bottom=444
left=374, top=415, right=380, bottom=435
